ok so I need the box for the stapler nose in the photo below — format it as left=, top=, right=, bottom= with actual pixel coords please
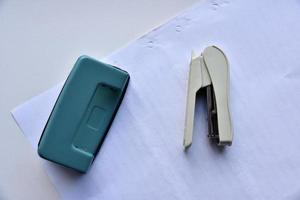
left=183, top=46, right=233, bottom=148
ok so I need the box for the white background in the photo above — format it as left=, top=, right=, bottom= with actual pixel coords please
left=0, top=0, right=199, bottom=199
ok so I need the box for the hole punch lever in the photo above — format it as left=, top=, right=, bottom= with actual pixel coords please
left=183, top=46, right=233, bottom=148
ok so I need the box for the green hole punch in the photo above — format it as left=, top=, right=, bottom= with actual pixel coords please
left=38, top=56, right=130, bottom=173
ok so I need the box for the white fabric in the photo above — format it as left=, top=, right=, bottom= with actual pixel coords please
left=12, top=0, right=300, bottom=199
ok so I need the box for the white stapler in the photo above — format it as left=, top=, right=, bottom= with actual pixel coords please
left=183, top=46, right=233, bottom=148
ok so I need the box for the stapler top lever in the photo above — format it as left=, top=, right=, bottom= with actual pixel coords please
left=183, top=46, right=233, bottom=148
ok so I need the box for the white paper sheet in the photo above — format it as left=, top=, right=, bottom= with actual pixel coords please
left=12, top=0, right=300, bottom=199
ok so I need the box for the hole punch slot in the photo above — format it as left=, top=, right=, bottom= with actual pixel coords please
left=72, top=83, right=120, bottom=154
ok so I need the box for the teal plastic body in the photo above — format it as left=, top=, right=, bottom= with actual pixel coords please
left=38, top=56, right=130, bottom=173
